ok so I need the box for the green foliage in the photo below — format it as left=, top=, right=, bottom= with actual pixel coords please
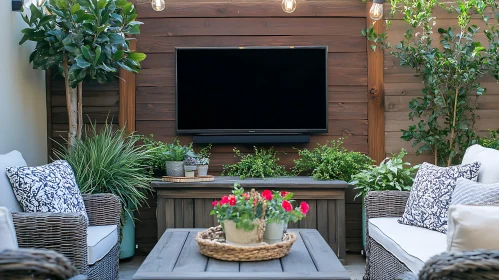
left=20, top=0, right=146, bottom=87
left=293, top=139, right=374, bottom=181
left=350, top=149, right=419, bottom=199
left=363, top=0, right=499, bottom=166
left=140, top=136, right=194, bottom=172
left=210, top=184, right=264, bottom=231
left=479, top=130, right=499, bottom=150
left=265, top=191, right=306, bottom=224
left=197, top=144, right=212, bottom=165
left=222, top=147, right=288, bottom=179
left=53, top=122, right=153, bottom=219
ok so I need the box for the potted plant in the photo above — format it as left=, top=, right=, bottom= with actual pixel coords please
left=164, top=140, right=194, bottom=177
left=197, top=144, right=212, bottom=176
left=210, top=184, right=265, bottom=245
left=222, top=147, right=288, bottom=179
left=139, top=134, right=170, bottom=177
left=54, top=122, right=153, bottom=259
left=262, top=190, right=309, bottom=244
left=350, top=149, right=419, bottom=251
left=183, top=155, right=198, bottom=177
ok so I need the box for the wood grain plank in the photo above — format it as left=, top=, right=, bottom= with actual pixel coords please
left=327, top=200, right=337, bottom=253
left=280, top=230, right=318, bottom=273
left=182, top=199, right=194, bottom=228
left=138, top=18, right=366, bottom=37
left=134, top=231, right=188, bottom=275
left=172, top=231, right=208, bottom=272
left=135, top=0, right=366, bottom=18
left=240, top=259, right=282, bottom=272
left=301, top=231, right=348, bottom=274
left=205, top=259, right=239, bottom=272
left=137, top=35, right=366, bottom=53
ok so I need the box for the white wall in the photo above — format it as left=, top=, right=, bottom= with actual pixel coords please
left=0, top=2, right=47, bottom=166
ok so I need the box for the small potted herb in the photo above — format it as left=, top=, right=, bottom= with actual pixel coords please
left=262, top=190, right=309, bottom=244
left=164, top=140, right=194, bottom=177
left=197, top=144, right=212, bottom=176
left=210, top=184, right=265, bottom=245
left=184, top=155, right=198, bottom=177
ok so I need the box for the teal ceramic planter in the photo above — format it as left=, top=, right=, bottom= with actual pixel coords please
left=120, top=209, right=135, bottom=259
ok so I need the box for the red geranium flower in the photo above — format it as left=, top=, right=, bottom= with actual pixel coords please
left=242, top=193, right=250, bottom=201
left=280, top=191, right=290, bottom=198
left=228, top=195, right=237, bottom=206
left=212, top=200, right=219, bottom=207
left=262, top=190, right=273, bottom=200
left=282, top=200, right=293, bottom=212
left=300, top=201, right=310, bottom=215
left=220, top=196, right=229, bottom=205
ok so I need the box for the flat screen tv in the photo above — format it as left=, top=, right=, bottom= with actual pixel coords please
left=176, top=46, right=328, bottom=135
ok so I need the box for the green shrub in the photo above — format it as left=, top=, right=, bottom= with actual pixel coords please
left=140, top=136, right=194, bottom=172
left=350, top=149, right=419, bottom=199
left=479, top=130, right=499, bottom=150
left=222, top=147, right=288, bottom=179
left=54, top=122, right=153, bottom=216
left=293, top=139, right=374, bottom=181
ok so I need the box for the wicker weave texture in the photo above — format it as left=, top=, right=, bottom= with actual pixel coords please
left=87, top=243, right=119, bottom=280
left=0, top=248, right=80, bottom=280
left=365, top=237, right=413, bottom=280
left=196, top=226, right=297, bottom=261
left=11, top=193, right=121, bottom=279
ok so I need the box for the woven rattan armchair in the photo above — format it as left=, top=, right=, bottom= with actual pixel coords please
left=364, top=191, right=414, bottom=280
left=399, top=250, right=499, bottom=280
left=0, top=248, right=86, bottom=280
left=10, top=194, right=121, bottom=280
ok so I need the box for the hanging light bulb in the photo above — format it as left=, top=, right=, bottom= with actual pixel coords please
left=152, top=0, right=165, bottom=11
left=281, top=0, right=296, bottom=13
left=369, top=0, right=384, bottom=21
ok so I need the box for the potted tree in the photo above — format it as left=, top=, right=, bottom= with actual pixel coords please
left=262, top=190, right=309, bottom=244
left=20, top=0, right=146, bottom=146
left=54, top=122, right=153, bottom=259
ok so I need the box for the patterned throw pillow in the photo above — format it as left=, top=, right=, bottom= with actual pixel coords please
left=398, top=162, right=481, bottom=233
left=451, top=178, right=499, bottom=206
left=6, top=160, right=88, bottom=223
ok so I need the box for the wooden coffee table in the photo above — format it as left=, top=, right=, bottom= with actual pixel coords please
left=133, top=228, right=350, bottom=280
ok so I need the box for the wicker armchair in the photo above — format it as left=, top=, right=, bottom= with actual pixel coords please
left=0, top=248, right=86, bottom=280
left=399, top=250, right=499, bottom=280
left=11, top=194, right=121, bottom=280
left=364, top=191, right=413, bottom=280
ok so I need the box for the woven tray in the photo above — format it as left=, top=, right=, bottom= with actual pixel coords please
left=195, top=226, right=297, bottom=261
left=162, top=175, right=215, bottom=183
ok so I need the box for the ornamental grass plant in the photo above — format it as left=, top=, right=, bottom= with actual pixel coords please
left=54, top=122, right=153, bottom=220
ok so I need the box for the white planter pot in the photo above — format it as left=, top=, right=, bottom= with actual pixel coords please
left=184, top=170, right=195, bottom=177
left=263, top=221, right=286, bottom=244
left=222, top=220, right=263, bottom=245
left=165, top=161, right=184, bottom=177
left=197, top=165, right=209, bottom=176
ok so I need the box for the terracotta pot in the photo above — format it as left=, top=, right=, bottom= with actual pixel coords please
left=197, top=165, right=209, bottom=176
left=222, top=220, right=263, bottom=245
left=263, top=221, right=286, bottom=244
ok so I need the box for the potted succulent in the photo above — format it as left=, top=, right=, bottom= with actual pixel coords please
left=350, top=149, right=419, bottom=250
left=262, top=190, right=309, bottom=244
left=164, top=140, right=194, bottom=177
left=184, top=155, right=198, bottom=177
left=210, top=184, right=265, bottom=245
left=197, top=144, right=212, bottom=176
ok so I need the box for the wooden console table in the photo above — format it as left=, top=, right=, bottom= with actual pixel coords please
left=151, top=177, right=347, bottom=259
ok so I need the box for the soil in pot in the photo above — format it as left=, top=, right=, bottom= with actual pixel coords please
left=222, top=220, right=264, bottom=245
left=166, top=161, right=184, bottom=177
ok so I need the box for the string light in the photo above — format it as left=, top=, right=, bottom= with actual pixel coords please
left=281, top=0, right=296, bottom=13
left=369, top=0, right=384, bottom=21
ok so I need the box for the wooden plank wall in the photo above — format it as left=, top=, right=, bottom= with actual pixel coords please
left=384, top=5, right=499, bottom=164
left=132, top=0, right=368, bottom=254
left=47, top=74, right=120, bottom=158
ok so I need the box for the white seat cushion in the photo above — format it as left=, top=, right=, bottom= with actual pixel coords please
left=369, top=217, right=447, bottom=274
left=0, top=151, right=26, bottom=212
left=87, top=225, right=118, bottom=265
left=462, top=144, right=499, bottom=184
left=0, top=206, right=18, bottom=250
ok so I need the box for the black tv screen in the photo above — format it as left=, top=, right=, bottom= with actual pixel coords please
left=176, top=47, right=328, bottom=134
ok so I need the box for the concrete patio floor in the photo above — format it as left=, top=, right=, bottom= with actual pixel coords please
left=118, top=253, right=366, bottom=280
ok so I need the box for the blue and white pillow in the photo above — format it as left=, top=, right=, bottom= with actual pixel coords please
left=6, top=160, right=88, bottom=223
left=398, top=162, right=481, bottom=233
